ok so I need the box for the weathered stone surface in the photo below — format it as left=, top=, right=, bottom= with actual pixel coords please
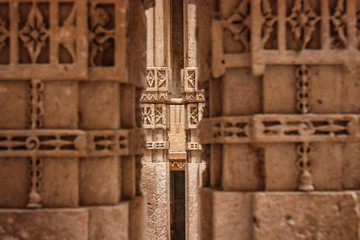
left=253, top=192, right=360, bottom=240
left=80, top=157, right=120, bottom=205
left=201, top=188, right=253, bottom=240
left=129, top=196, right=145, bottom=240
left=264, top=143, right=298, bottom=191
left=43, top=81, right=78, bottom=129
left=222, top=144, right=263, bottom=191
left=0, top=81, right=28, bottom=129
left=79, top=82, right=120, bottom=130
left=223, top=69, right=261, bottom=115
left=41, top=158, right=79, bottom=207
left=186, top=163, right=200, bottom=240
left=342, top=142, right=360, bottom=189
left=89, top=204, right=129, bottom=240
left=0, top=158, right=28, bottom=208
left=141, top=163, right=157, bottom=239
left=263, top=66, right=297, bottom=114
left=0, top=1, right=145, bottom=240
left=0, top=209, right=88, bottom=240
left=311, top=143, right=342, bottom=190
left=155, top=162, right=170, bottom=239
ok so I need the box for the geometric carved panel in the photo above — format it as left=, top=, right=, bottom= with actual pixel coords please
left=0, top=129, right=144, bottom=157
left=211, top=0, right=360, bottom=78
left=0, top=0, right=132, bottom=83
left=200, top=114, right=360, bottom=144
left=0, top=0, right=87, bottom=80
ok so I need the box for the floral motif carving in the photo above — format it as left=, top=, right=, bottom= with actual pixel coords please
left=330, top=0, right=348, bottom=48
left=58, top=5, right=77, bottom=62
left=89, top=4, right=115, bottom=66
left=141, top=105, right=153, bottom=127
left=0, top=17, right=9, bottom=55
left=223, top=0, right=251, bottom=52
left=19, top=3, right=49, bottom=63
left=260, top=0, right=277, bottom=47
left=287, top=0, right=320, bottom=49
left=170, top=160, right=185, bottom=170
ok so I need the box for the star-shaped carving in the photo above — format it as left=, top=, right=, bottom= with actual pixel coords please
left=223, top=0, right=250, bottom=52
left=287, top=0, right=320, bottom=49
left=19, top=3, right=49, bottom=63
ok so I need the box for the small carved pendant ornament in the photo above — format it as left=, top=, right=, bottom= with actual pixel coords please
left=296, top=142, right=314, bottom=191
left=295, top=65, right=314, bottom=191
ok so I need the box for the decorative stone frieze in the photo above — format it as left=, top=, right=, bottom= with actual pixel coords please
left=210, top=0, right=360, bottom=78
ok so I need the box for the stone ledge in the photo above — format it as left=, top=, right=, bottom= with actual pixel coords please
left=201, top=188, right=360, bottom=240
left=0, top=198, right=144, bottom=240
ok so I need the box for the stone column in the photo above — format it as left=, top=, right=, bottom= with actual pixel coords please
left=198, top=0, right=360, bottom=239
left=141, top=0, right=171, bottom=239
left=0, top=0, right=148, bottom=239
left=183, top=2, right=206, bottom=239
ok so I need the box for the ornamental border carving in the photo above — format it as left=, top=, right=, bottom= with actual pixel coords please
left=200, top=114, right=360, bottom=144
left=211, top=0, right=360, bottom=78
left=0, top=128, right=144, bottom=157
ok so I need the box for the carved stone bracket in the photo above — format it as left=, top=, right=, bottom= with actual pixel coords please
left=211, top=0, right=360, bottom=78
left=146, top=141, right=170, bottom=150
left=185, top=142, right=202, bottom=151
left=0, top=128, right=144, bottom=157
left=200, top=114, right=360, bottom=144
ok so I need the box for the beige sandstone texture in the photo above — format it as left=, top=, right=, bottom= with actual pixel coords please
left=0, top=0, right=148, bottom=239
left=1, top=0, right=360, bottom=240
left=198, top=0, right=360, bottom=239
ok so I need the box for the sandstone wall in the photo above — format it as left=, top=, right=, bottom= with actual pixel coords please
left=0, top=0, right=148, bottom=239
left=198, top=0, right=360, bottom=239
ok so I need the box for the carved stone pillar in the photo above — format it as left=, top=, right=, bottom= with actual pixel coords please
left=198, top=0, right=360, bottom=239
left=140, top=67, right=171, bottom=240
left=183, top=2, right=206, bottom=239
left=142, top=0, right=171, bottom=238
left=0, top=0, right=147, bottom=239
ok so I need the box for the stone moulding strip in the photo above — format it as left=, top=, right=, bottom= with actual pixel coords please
left=211, top=0, right=360, bottom=78
left=200, top=114, right=360, bottom=144
left=0, top=128, right=144, bottom=157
